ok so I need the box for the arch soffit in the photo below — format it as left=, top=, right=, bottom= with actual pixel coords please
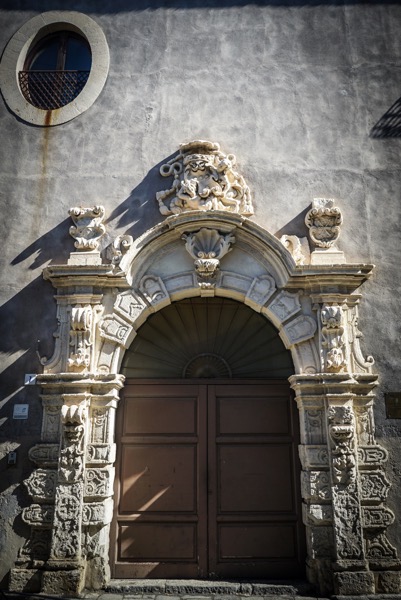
left=98, top=213, right=320, bottom=376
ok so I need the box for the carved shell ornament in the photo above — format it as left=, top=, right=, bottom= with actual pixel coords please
left=156, top=140, right=254, bottom=216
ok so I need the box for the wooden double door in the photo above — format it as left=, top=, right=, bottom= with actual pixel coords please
left=112, top=381, right=305, bottom=579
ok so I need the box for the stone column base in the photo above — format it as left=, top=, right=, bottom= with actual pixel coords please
left=41, top=567, right=84, bottom=595
left=334, top=571, right=375, bottom=595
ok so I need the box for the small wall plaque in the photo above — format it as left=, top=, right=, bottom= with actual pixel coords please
left=13, top=404, right=29, bottom=420
left=385, top=393, right=401, bottom=419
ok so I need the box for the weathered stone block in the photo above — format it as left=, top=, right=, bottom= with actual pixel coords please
left=376, top=570, right=401, bottom=593
left=9, top=568, right=42, bottom=592
left=333, top=570, right=375, bottom=595
left=41, top=568, right=84, bottom=594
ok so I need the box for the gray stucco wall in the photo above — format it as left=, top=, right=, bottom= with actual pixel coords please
left=1, top=0, right=401, bottom=587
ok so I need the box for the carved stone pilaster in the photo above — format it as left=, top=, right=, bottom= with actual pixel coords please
left=327, top=404, right=366, bottom=568
left=292, top=372, right=400, bottom=595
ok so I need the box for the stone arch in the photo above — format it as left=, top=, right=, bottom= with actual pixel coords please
left=96, top=212, right=320, bottom=378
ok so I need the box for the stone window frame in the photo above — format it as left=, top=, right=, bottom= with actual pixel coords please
left=0, top=11, right=109, bottom=126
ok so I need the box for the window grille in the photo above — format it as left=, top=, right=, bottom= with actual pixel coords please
left=18, top=70, right=90, bottom=110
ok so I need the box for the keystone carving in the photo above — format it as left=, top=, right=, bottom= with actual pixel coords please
left=183, top=228, right=235, bottom=286
left=69, top=205, right=106, bottom=251
left=305, top=198, right=343, bottom=249
left=156, top=140, right=253, bottom=216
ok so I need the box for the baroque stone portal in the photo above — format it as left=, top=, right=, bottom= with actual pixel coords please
left=9, top=143, right=400, bottom=597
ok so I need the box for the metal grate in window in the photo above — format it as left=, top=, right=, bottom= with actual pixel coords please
left=18, top=70, right=90, bottom=110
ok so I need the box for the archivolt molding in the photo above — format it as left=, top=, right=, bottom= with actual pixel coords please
left=13, top=206, right=401, bottom=597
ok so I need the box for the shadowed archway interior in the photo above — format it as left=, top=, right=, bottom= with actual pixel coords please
left=121, top=297, right=293, bottom=379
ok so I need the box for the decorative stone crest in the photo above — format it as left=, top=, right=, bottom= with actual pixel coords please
left=156, top=140, right=253, bottom=216
left=69, top=206, right=106, bottom=251
left=305, top=198, right=343, bottom=249
left=183, top=228, right=235, bottom=287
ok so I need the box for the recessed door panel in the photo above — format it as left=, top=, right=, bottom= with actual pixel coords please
left=218, top=444, right=294, bottom=513
left=120, top=444, right=197, bottom=513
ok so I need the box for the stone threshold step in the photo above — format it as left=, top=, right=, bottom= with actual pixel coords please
left=105, top=580, right=315, bottom=596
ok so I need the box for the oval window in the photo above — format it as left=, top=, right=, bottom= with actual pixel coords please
left=19, top=32, right=92, bottom=110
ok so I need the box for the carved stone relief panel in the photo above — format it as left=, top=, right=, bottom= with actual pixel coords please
left=245, top=274, right=276, bottom=310
left=268, top=290, right=301, bottom=323
left=139, top=275, right=170, bottom=308
left=327, top=405, right=365, bottom=563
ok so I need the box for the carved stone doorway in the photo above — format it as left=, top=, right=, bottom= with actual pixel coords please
left=112, top=380, right=305, bottom=579
left=111, top=297, right=304, bottom=579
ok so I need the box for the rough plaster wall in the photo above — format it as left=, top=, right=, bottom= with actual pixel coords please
left=0, top=0, right=401, bottom=585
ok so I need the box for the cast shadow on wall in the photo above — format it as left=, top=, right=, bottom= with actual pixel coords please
left=11, top=219, right=72, bottom=270
left=105, top=153, right=176, bottom=240
left=370, top=96, right=401, bottom=138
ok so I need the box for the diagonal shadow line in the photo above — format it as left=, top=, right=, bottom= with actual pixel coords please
left=370, top=96, right=401, bottom=139
left=11, top=219, right=71, bottom=269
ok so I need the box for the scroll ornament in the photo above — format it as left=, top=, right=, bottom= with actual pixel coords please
left=156, top=140, right=253, bottom=216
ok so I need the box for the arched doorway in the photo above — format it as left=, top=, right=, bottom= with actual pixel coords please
left=111, top=298, right=306, bottom=579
